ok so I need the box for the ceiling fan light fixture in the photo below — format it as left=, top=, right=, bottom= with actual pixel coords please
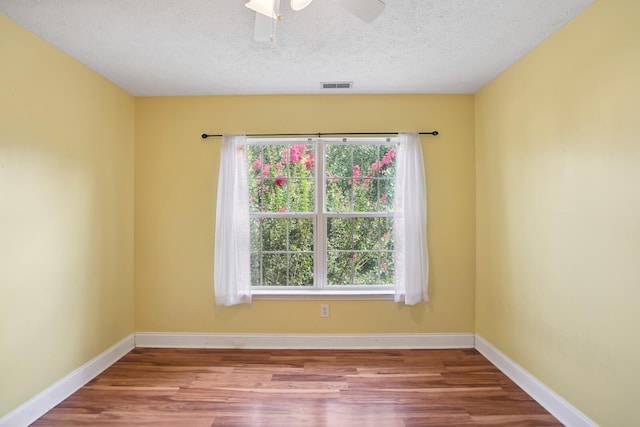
left=291, top=0, right=313, bottom=11
left=245, top=0, right=279, bottom=19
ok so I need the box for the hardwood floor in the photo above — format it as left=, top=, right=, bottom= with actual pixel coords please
left=33, top=348, right=561, bottom=426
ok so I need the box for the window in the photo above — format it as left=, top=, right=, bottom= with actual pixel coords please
left=246, top=138, right=397, bottom=293
left=213, top=133, right=428, bottom=306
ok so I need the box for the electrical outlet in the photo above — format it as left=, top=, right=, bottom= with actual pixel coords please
left=320, top=304, right=330, bottom=318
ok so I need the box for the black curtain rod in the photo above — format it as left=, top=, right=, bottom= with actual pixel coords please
left=201, top=131, right=438, bottom=139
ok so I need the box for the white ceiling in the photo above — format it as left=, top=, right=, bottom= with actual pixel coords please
left=0, top=0, right=594, bottom=96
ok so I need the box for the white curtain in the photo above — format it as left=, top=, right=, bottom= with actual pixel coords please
left=394, top=132, right=429, bottom=305
left=214, top=135, right=252, bottom=306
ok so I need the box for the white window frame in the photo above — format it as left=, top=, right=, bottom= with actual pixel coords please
left=249, top=137, right=397, bottom=300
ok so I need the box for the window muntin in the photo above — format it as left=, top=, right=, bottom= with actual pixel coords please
left=247, top=138, right=397, bottom=291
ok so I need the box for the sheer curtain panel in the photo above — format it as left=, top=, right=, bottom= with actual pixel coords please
left=393, top=132, right=429, bottom=305
left=214, top=135, right=252, bottom=306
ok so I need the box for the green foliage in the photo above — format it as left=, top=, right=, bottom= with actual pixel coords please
left=246, top=142, right=397, bottom=287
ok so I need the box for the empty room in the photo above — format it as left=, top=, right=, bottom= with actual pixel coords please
left=1, top=0, right=638, bottom=426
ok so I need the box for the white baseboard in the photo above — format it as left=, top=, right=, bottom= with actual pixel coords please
left=0, top=334, right=135, bottom=427
left=135, top=332, right=475, bottom=349
left=475, top=335, right=597, bottom=427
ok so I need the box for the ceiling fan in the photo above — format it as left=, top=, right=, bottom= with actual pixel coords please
left=245, top=0, right=386, bottom=41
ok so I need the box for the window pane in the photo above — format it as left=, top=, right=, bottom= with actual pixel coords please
left=261, top=218, right=287, bottom=251
left=353, top=218, right=377, bottom=251
left=248, top=146, right=266, bottom=212
left=250, top=218, right=262, bottom=252
left=251, top=216, right=315, bottom=287
left=353, top=252, right=379, bottom=284
left=263, top=254, right=287, bottom=286
left=379, top=252, right=395, bottom=284
left=378, top=145, right=397, bottom=177
left=327, top=217, right=394, bottom=286
left=288, top=178, right=314, bottom=213
left=253, top=178, right=285, bottom=212
left=289, top=218, right=313, bottom=251
left=249, top=179, right=263, bottom=212
left=262, top=145, right=286, bottom=171
left=325, top=144, right=398, bottom=214
left=248, top=143, right=315, bottom=213
left=325, top=144, right=351, bottom=178
left=286, top=144, right=314, bottom=179
left=353, top=145, right=380, bottom=178
left=378, top=217, right=394, bottom=251
left=289, top=253, right=314, bottom=286
left=327, top=252, right=354, bottom=285
left=352, top=175, right=378, bottom=212
left=379, top=178, right=395, bottom=212
left=327, top=218, right=352, bottom=251
left=326, top=178, right=352, bottom=212
left=250, top=253, right=262, bottom=286
left=247, top=145, right=263, bottom=169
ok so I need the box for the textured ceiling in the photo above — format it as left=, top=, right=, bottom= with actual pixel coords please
left=0, top=0, right=594, bottom=96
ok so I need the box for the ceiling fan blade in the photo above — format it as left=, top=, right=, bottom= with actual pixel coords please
left=291, top=0, right=313, bottom=11
left=253, top=12, right=276, bottom=41
left=246, top=0, right=280, bottom=19
left=332, top=0, right=385, bottom=23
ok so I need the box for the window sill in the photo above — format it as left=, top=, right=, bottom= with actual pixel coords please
left=252, top=289, right=395, bottom=301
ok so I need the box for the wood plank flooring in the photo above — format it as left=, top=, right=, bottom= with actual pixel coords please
left=33, top=348, right=561, bottom=426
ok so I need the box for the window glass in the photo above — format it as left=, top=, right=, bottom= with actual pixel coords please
left=248, top=144, right=314, bottom=213
left=248, top=139, right=396, bottom=289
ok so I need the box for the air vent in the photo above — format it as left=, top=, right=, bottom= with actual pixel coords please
left=321, top=81, right=353, bottom=90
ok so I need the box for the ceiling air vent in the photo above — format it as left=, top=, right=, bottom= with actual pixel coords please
left=321, top=81, right=353, bottom=90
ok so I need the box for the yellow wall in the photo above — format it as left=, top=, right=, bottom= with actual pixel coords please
left=134, top=95, right=476, bottom=333
left=0, top=15, right=135, bottom=417
left=475, top=0, right=640, bottom=425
